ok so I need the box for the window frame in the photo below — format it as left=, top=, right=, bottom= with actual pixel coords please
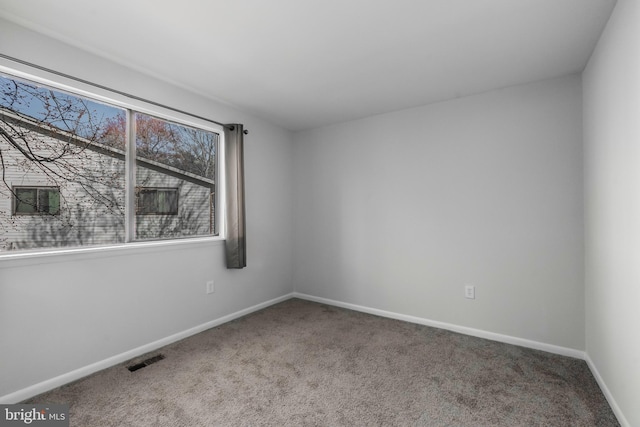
left=0, top=65, right=225, bottom=256
left=12, top=186, right=61, bottom=216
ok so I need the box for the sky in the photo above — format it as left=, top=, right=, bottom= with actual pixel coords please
left=0, top=73, right=124, bottom=138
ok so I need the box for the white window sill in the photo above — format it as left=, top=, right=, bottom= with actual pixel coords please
left=0, top=236, right=225, bottom=266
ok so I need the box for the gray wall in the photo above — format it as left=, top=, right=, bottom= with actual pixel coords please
left=583, top=0, right=640, bottom=425
left=293, top=75, right=585, bottom=350
left=0, top=18, right=294, bottom=400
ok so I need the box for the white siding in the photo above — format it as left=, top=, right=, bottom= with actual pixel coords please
left=136, top=167, right=214, bottom=239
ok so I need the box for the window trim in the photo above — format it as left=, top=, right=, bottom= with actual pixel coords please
left=0, top=64, right=226, bottom=257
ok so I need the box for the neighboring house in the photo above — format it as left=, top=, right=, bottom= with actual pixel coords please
left=0, top=108, right=215, bottom=251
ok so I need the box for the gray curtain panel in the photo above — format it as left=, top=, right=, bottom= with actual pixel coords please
left=224, top=124, right=247, bottom=268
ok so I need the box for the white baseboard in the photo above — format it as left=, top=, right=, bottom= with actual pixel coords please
left=584, top=354, right=630, bottom=427
left=293, top=292, right=585, bottom=359
left=0, top=293, right=294, bottom=404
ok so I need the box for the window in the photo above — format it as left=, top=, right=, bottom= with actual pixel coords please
left=134, top=113, right=218, bottom=241
left=13, top=187, right=60, bottom=215
left=136, top=188, right=178, bottom=215
left=0, top=72, right=220, bottom=252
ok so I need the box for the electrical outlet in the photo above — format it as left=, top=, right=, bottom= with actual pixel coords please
left=206, top=280, right=215, bottom=294
left=464, top=285, right=475, bottom=299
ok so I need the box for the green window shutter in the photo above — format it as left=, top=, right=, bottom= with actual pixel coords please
left=47, top=189, right=60, bottom=214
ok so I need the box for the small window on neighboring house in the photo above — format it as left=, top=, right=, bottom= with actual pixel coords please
left=14, top=187, right=60, bottom=215
left=136, top=188, right=178, bottom=215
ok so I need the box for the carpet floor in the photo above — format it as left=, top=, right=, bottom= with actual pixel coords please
left=27, top=298, right=619, bottom=426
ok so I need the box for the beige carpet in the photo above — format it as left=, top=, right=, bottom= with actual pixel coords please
left=27, top=298, right=619, bottom=426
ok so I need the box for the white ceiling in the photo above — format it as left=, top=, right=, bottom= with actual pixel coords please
left=0, top=0, right=617, bottom=131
